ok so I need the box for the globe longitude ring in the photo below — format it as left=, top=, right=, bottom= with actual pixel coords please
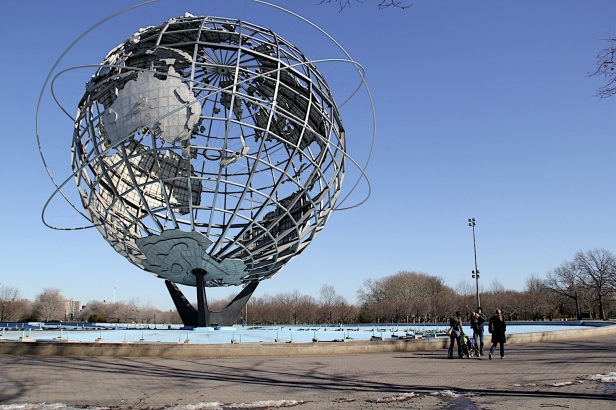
left=38, top=3, right=373, bottom=327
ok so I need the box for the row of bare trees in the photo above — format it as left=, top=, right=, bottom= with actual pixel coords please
left=2, top=249, right=614, bottom=324
left=0, top=287, right=181, bottom=324
left=240, top=285, right=358, bottom=325
left=354, top=249, right=615, bottom=324
left=356, top=271, right=454, bottom=323
left=0, top=287, right=66, bottom=322
left=75, top=299, right=180, bottom=324
left=0, top=285, right=27, bottom=322
left=544, top=249, right=616, bottom=320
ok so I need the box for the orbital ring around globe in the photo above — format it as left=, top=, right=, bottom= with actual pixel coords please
left=36, top=1, right=375, bottom=296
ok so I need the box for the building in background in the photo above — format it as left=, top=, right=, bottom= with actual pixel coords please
left=64, top=299, right=80, bottom=321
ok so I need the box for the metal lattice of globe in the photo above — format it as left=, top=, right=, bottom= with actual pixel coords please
left=70, top=14, right=347, bottom=326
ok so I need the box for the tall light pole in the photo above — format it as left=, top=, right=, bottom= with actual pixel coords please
left=468, top=218, right=480, bottom=308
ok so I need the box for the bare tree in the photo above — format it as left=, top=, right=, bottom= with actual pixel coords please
left=247, top=294, right=275, bottom=324
left=357, top=278, right=385, bottom=305
left=357, top=271, right=454, bottom=323
left=590, top=38, right=616, bottom=98
left=272, top=291, right=304, bottom=324
left=488, top=279, right=505, bottom=294
left=77, top=300, right=182, bottom=324
left=319, top=285, right=342, bottom=306
left=318, top=285, right=353, bottom=324
left=455, top=280, right=474, bottom=297
left=522, top=274, right=552, bottom=320
left=545, top=260, right=585, bottom=319
left=158, top=309, right=182, bottom=324
left=34, top=288, right=65, bottom=322
left=297, top=294, right=319, bottom=324
left=476, top=279, right=505, bottom=313
left=141, top=302, right=159, bottom=324
left=575, top=249, right=616, bottom=320
left=77, top=300, right=109, bottom=323
left=320, top=0, right=411, bottom=11
left=0, top=285, right=23, bottom=322
left=491, top=290, right=523, bottom=321
left=121, top=298, right=159, bottom=324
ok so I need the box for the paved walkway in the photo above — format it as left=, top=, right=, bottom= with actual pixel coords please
left=1, top=335, right=615, bottom=409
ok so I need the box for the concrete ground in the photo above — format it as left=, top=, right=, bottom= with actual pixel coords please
left=1, top=335, right=615, bottom=409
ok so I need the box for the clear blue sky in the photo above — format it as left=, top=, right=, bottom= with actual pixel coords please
left=0, top=0, right=614, bottom=311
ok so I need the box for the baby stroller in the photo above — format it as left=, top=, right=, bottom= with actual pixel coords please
left=461, top=332, right=480, bottom=358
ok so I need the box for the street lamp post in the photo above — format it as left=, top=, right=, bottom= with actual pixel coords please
left=468, top=218, right=481, bottom=308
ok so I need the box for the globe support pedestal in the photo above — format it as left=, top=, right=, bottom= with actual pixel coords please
left=165, top=278, right=258, bottom=327
left=193, top=269, right=208, bottom=327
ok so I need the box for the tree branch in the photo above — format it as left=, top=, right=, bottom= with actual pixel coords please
left=589, top=37, right=616, bottom=99
left=319, top=0, right=411, bottom=11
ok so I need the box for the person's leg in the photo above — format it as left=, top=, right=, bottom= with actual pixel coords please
left=500, top=342, right=505, bottom=358
left=489, top=342, right=495, bottom=359
left=478, top=330, right=484, bottom=355
left=448, top=336, right=454, bottom=358
left=457, top=334, right=463, bottom=358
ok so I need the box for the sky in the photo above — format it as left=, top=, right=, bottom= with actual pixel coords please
left=0, top=0, right=614, bottom=312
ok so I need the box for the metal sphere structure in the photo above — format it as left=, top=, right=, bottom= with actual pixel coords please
left=39, top=6, right=373, bottom=327
left=74, top=14, right=344, bottom=284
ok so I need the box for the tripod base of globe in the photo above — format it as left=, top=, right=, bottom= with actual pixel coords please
left=193, top=268, right=208, bottom=327
left=165, top=279, right=259, bottom=327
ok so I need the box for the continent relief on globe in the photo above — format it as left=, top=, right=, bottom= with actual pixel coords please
left=102, top=65, right=202, bottom=146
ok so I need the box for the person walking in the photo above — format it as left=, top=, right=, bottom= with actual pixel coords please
left=447, top=311, right=464, bottom=359
left=488, top=309, right=507, bottom=359
left=471, top=307, right=486, bottom=355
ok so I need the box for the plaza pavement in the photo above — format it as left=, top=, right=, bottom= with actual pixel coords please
left=1, top=334, right=615, bottom=409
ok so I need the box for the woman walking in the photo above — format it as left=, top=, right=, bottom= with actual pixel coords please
left=447, top=311, right=464, bottom=359
left=488, top=309, right=507, bottom=359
